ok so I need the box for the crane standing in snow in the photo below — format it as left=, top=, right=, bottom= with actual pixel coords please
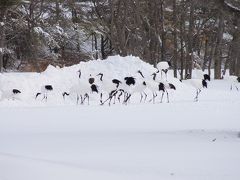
left=181, top=74, right=209, bottom=102
left=150, top=72, right=176, bottom=103
left=118, top=70, right=148, bottom=105
left=0, top=88, right=21, bottom=101
left=63, top=83, right=98, bottom=105
left=120, top=76, right=136, bottom=105
left=63, top=69, right=99, bottom=105
left=156, top=61, right=171, bottom=80
left=96, top=72, right=122, bottom=105
left=35, top=85, right=53, bottom=101
left=78, top=69, right=99, bottom=104
left=131, top=70, right=148, bottom=103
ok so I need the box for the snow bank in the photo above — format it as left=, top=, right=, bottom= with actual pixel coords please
left=0, top=55, right=239, bottom=107
left=0, top=55, right=157, bottom=106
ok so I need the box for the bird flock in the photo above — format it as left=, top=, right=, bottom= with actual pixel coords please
left=60, top=61, right=178, bottom=106
left=0, top=61, right=239, bottom=105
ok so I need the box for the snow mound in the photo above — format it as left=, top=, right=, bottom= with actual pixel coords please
left=0, top=55, right=238, bottom=107
left=0, top=56, right=159, bottom=106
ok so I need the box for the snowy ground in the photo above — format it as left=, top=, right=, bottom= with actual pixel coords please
left=0, top=56, right=240, bottom=180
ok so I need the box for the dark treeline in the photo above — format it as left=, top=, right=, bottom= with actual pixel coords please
left=0, top=0, right=240, bottom=79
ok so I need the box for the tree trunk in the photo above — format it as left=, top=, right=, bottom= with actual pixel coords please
left=208, top=37, right=215, bottom=76
left=160, top=0, right=165, bottom=62
left=202, top=38, right=209, bottom=71
left=172, top=0, right=178, bottom=78
left=229, top=13, right=240, bottom=76
left=0, top=27, right=4, bottom=72
left=101, top=35, right=105, bottom=59
left=56, top=0, right=60, bottom=23
left=214, top=9, right=224, bottom=79
left=185, top=1, right=194, bottom=78
left=179, top=2, right=185, bottom=80
left=147, top=0, right=158, bottom=66
left=0, top=9, right=7, bottom=72
left=92, top=34, right=98, bottom=59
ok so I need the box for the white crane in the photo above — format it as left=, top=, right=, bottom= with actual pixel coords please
left=182, top=74, right=208, bottom=102
left=156, top=61, right=171, bottom=80
left=0, top=88, right=21, bottom=101
left=35, top=85, right=53, bottom=101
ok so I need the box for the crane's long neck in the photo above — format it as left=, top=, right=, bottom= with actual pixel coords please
left=78, top=70, right=82, bottom=78
left=152, top=73, right=157, bottom=81
left=98, top=73, right=103, bottom=81
left=138, top=71, right=145, bottom=78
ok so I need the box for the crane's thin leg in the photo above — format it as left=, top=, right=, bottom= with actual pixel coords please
left=77, top=95, right=79, bottom=105
left=166, top=91, right=169, bottom=103
left=140, top=93, right=143, bottom=103
left=144, top=92, right=147, bottom=102
left=160, top=92, right=164, bottom=103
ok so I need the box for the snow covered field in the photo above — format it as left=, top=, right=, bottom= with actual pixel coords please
left=0, top=56, right=240, bottom=180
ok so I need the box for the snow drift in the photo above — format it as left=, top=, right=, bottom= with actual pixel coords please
left=0, top=55, right=225, bottom=107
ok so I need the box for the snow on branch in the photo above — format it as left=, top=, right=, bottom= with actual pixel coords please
left=224, top=0, right=240, bottom=12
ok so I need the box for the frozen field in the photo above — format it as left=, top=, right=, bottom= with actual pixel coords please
left=0, top=56, right=240, bottom=180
